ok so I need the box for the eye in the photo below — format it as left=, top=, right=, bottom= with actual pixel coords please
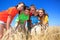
left=21, top=6, right=24, bottom=7
left=31, top=10, right=35, bottom=11
left=39, top=12, right=43, bottom=13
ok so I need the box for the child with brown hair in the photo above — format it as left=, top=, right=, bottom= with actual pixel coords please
left=15, top=6, right=30, bottom=32
left=0, top=2, right=25, bottom=39
left=38, top=8, right=49, bottom=30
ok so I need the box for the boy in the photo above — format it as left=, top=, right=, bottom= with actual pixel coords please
left=27, top=5, right=36, bottom=31
left=15, top=6, right=29, bottom=32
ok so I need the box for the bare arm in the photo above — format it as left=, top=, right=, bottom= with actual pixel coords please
left=6, top=16, right=12, bottom=30
left=24, top=21, right=27, bottom=30
left=15, top=21, right=20, bottom=30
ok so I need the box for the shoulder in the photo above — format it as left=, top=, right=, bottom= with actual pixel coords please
left=30, top=16, right=34, bottom=20
left=31, top=16, right=34, bottom=18
left=45, top=15, right=48, bottom=18
left=45, top=14, right=48, bottom=17
left=44, top=14, right=48, bottom=20
left=44, top=14, right=48, bottom=18
left=8, top=7, right=17, bottom=12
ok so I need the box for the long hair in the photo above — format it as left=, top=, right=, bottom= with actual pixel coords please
left=16, top=2, right=25, bottom=8
left=15, top=2, right=25, bottom=14
left=39, top=8, right=48, bottom=24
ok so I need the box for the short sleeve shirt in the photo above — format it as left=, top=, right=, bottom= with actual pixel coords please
left=16, top=12, right=29, bottom=24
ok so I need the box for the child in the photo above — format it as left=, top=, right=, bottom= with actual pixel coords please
left=38, top=8, right=49, bottom=30
left=15, top=6, right=29, bottom=32
left=0, top=2, right=25, bottom=39
left=30, top=4, right=36, bottom=16
left=27, top=5, right=37, bottom=31
left=15, top=2, right=25, bottom=28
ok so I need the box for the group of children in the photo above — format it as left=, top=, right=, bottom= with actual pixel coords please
left=0, top=2, right=48, bottom=39
left=15, top=3, right=49, bottom=32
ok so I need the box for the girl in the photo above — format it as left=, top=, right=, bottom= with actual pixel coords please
left=0, top=2, right=25, bottom=39
left=15, top=2, right=25, bottom=28
left=38, top=8, right=49, bottom=30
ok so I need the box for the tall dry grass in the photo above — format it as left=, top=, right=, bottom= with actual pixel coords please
left=1, top=26, right=60, bottom=40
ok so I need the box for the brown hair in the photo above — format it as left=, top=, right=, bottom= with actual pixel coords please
left=24, top=6, right=30, bottom=11
left=39, top=8, right=48, bottom=24
left=30, top=4, right=36, bottom=10
left=16, top=2, right=26, bottom=14
left=16, top=2, right=25, bottom=8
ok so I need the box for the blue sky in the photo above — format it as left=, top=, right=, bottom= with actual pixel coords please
left=0, top=0, right=60, bottom=27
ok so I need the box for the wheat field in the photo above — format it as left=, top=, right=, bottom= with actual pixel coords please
left=1, top=26, right=60, bottom=40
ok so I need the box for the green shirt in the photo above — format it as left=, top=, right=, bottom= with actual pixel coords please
left=16, top=12, right=29, bottom=24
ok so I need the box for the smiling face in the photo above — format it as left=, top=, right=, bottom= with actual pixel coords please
left=17, top=3, right=24, bottom=11
left=39, top=10, right=44, bottom=17
left=30, top=6, right=36, bottom=14
left=25, top=10, right=29, bottom=15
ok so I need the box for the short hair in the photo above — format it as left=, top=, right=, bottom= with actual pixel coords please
left=30, top=4, right=35, bottom=7
left=30, top=4, right=36, bottom=10
left=24, top=6, right=30, bottom=11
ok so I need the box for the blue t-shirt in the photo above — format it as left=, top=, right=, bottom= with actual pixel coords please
left=30, top=16, right=40, bottom=25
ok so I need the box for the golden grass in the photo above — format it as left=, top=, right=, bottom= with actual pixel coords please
left=1, top=26, right=60, bottom=40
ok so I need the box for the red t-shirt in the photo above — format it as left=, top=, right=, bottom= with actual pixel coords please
left=0, top=10, right=8, bottom=23
left=0, top=7, right=18, bottom=23
left=8, top=7, right=18, bottom=22
left=27, top=12, right=33, bottom=22
left=29, top=12, right=32, bottom=17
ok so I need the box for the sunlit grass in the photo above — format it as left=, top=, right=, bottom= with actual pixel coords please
left=2, top=26, right=60, bottom=40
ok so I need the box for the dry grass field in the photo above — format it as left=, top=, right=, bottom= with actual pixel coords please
left=1, top=26, right=60, bottom=40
